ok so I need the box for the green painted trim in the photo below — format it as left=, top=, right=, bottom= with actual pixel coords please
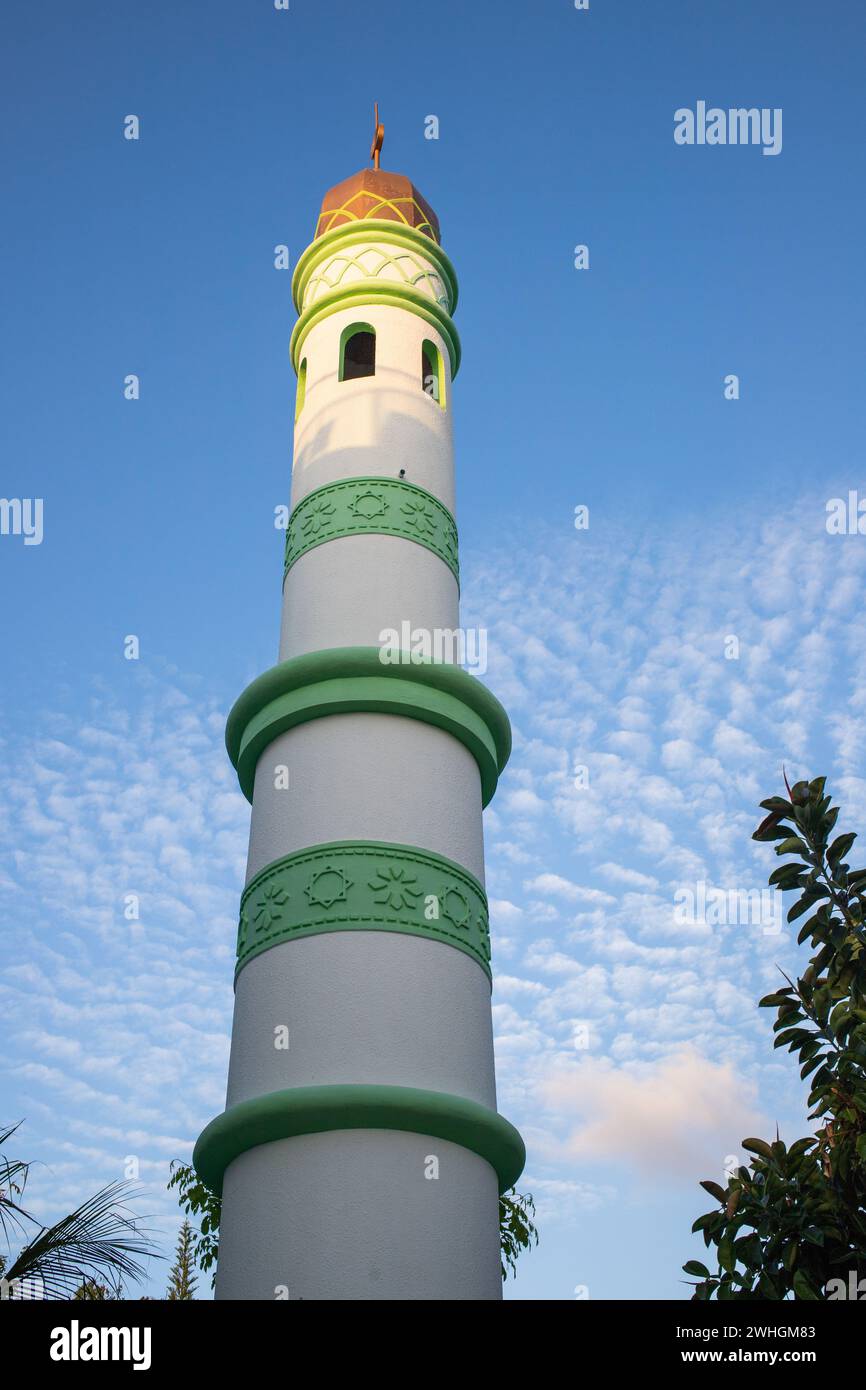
left=193, top=1084, right=526, bottom=1196
left=235, top=839, right=490, bottom=981
left=294, top=357, right=307, bottom=423
left=422, top=337, right=447, bottom=410
left=225, top=647, right=511, bottom=809
left=290, top=283, right=461, bottom=379
left=292, top=220, right=459, bottom=316
left=284, top=477, right=459, bottom=583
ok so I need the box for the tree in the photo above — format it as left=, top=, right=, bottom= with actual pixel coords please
left=73, top=1279, right=110, bottom=1299
left=499, top=1188, right=539, bottom=1281
left=169, top=1160, right=538, bottom=1287
left=0, top=1121, right=159, bottom=1300
left=167, top=1163, right=220, bottom=1288
left=166, top=1219, right=198, bottom=1300
left=683, top=775, right=866, bottom=1299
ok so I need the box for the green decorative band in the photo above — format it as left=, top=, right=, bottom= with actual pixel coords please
left=236, top=839, right=490, bottom=981
left=290, top=283, right=461, bottom=379
left=284, top=477, right=459, bottom=583
left=226, top=646, right=511, bottom=808
left=292, top=219, right=459, bottom=317
left=193, top=1083, right=526, bottom=1197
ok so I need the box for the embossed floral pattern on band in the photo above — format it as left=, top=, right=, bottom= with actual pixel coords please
left=236, top=839, right=490, bottom=981
left=284, top=476, right=459, bottom=583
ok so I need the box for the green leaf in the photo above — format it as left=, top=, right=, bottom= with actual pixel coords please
left=787, top=1137, right=816, bottom=1157
left=769, top=865, right=806, bottom=888
left=788, top=892, right=828, bottom=922
left=775, top=836, right=810, bottom=857
left=755, top=823, right=797, bottom=842
left=828, top=833, right=856, bottom=867
left=758, top=1270, right=780, bottom=1299
left=699, top=1180, right=727, bottom=1204
left=683, top=1260, right=711, bottom=1278
left=829, top=1000, right=850, bottom=1035
left=759, top=991, right=795, bottom=1008
left=800, top=1054, right=825, bottom=1079
left=742, top=1138, right=774, bottom=1160
left=759, top=797, right=793, bottom=814
left=792, top=1270, right=820, bottom=1300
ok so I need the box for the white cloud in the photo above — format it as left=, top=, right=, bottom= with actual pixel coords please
left=523, top=873, right=616, bottom=906
left=5, top=489, right=864, bottom=1295
left=541, top=1049, right=766, bottom=1179
left=595, top=862, right=659, bottom=891
left=489, top=898, right=524, bottom=924
left=503, top=789, right=546, bottom=816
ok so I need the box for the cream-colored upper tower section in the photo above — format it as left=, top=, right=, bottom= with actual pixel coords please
left=288, top=169, right=460, bottom=511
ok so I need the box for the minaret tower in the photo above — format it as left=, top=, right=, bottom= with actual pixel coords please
left=194, top=118, right=524, bottom=1301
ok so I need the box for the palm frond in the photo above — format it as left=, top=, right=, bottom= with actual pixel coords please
left=0, top=1122, right=35, bottom=1245
left=4, top=1181, right=160, bottom=1300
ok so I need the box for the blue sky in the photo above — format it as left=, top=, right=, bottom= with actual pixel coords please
left=2, top=0, right=865, bottom=1299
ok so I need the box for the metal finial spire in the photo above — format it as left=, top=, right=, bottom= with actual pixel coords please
left=370, top=102, right=384, bottom=170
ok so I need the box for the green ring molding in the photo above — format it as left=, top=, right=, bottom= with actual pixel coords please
left=292, top=219, right=459, bottom=316
left=226, top=647, right=511, bottom=808
left=236, top=839, right=491, bottom=982
left=290, top=283, right=461, bottom=379
left=284, top=476, right=459, bottom=584
left=193, top=1084, right=526, bottom=1197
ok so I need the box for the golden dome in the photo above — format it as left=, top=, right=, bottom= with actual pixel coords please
left=315, top=168, right=440, bottom=243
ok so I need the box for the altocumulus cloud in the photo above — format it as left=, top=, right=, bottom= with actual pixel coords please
left=0, top=665, right=246, bottom=1252
left=2, top=487, right=866, bottom=1284
left=469, top=488, right=866, bottom=1213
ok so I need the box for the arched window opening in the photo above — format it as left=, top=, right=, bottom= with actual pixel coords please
left=295, top=358, right=307, bottom=422
left=340, top=325, right=376, bottom=381
left=421, top=339, right=446, bottom=409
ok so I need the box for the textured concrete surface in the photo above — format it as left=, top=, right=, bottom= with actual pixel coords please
left=226, top=929, right=497, bottom=1109
left=216, top=1129, right=502, bottom=1301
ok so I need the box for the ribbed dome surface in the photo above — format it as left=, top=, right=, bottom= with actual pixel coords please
left=315, top=168, right=440, bottom=243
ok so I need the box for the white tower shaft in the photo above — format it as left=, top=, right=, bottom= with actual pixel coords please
left=195, top=169, right=523, bottom=1300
